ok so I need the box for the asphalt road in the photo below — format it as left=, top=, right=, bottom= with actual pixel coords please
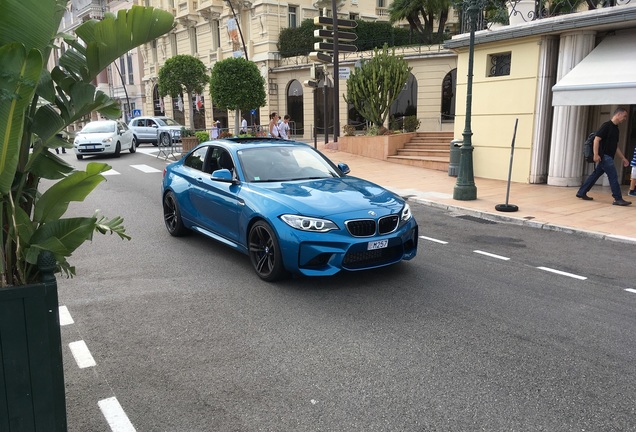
left=56, top=148, right=636, bottom=432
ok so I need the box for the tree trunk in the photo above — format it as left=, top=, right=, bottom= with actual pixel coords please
left=186, top=91, right=195, bottom=130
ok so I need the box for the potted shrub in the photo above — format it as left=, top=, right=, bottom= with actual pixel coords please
left=0, top=2, right=174, bottom=430
left=180, top=127, right=198, bottom=153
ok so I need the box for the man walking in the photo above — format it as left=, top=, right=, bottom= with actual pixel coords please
left=576, top=107, right=631, bottom=206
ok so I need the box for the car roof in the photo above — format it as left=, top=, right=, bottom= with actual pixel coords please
left=206, top=138, right=310, bottom=151
left=85, top=120, right=117, bottom=125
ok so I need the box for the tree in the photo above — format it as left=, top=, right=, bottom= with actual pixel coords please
left=0, top=3, right=174, bottom=286
left=209, top=57, right=266, bottom=135
left=158, top=54, right=209, bottom=130
left=388, top=0, right=451, bottom=43
left=344, top=44, right=412, bottom=128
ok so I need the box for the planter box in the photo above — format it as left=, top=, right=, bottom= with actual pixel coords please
left=0, top=281, right=67, bottom=431
left=337, top=133, right=416, bottom=160
left=181, top=136, right=199, bottom=154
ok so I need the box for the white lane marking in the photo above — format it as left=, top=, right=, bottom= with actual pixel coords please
left=474, top=250, right=510, bottom=261
left=130, top=164, right=161, bottom=173
left=98, top=397, right=136, bottom=432
left=537, top=266, right=587, bottom=280
left=419, top=236, right=448, bottom=244
left=69, top=340, right=97, bottom=368
left=59, top=306, right=74, bottom=326
left=103, top=169, right=120, bottom=176
left=625, top=289, right=636, bottom=294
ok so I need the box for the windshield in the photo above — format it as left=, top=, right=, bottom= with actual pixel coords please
left=81, top=122, right=115, bottom=134
left=238, top=146, right=341, bottom=182
left=157, top=118, right=181, bottom=126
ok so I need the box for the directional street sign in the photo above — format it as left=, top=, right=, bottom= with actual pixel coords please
left=314, top=42, right=358, bottom=53
left=314, top=29, right=357, bottom=41
left=313, top=16, right=358, bottom=29
left=309, top=51, right=332, bottom=63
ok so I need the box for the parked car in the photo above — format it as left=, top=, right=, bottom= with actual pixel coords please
left=128, top=116, right=183, bottom=146
left=161, top=138, right=418, bottom=281
left=73, top=120, right=136, bottom=160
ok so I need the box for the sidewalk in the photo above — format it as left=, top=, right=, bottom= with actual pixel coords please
left=313, top=142, right=636, bottom=244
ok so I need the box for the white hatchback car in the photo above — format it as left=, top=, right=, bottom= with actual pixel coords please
left=73, top=120, right=136, bottom=160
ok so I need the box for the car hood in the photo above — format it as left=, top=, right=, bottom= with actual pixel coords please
left=75, top=132, right=114, bottom=141
left=246, top=177, right=404, bottom=217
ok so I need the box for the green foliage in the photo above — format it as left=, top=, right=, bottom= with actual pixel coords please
left=180, top=127, right=195, bottom=137
left=404, top=115, right=421, bottom=132
left=0, top=1, right=174, bottom=286
left=277, top=19, right=318, bottom=58
left=209, top=57, right=266, bottom=112
left=343, top=124, right=356, bottom=136
left=344, top=44, right=412, bottom=127
left=389, top=0, right=452, bottom=44
left=278, top=20, right=418, bottom=59
left=195, top=131, right=209, bottom=142
left=158, top=55, right=209, bottom=130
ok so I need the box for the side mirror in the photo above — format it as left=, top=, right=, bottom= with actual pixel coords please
left=338, top=162, right=350, bottom=175
left=211, top=168, right=234, bottom=182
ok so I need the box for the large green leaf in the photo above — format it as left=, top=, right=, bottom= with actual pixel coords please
left=67, top=6, right=175, bottom=83
left=26, top=217, right=98, bottom=264
left=33, top=162, right=111, bottom=223
left=0, top=43, right=42, bottom=195
left=0, top=0, right=67, bottom=53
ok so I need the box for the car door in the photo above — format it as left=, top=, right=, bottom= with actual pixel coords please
left=187, top=147, right=242, bottom=243
left=119, top=122, right=134, bottom=148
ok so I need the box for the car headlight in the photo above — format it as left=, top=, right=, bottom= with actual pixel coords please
left=401, top=203, right=412, bottom=221
left=280, top=214, right=338, bottom=233
left=102, top=137, right=113, bottom=143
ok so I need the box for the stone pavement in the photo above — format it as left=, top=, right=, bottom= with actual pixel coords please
left=314, top=142, right=636, bottom=244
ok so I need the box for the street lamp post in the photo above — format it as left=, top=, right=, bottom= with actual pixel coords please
left=453, top=0, right=479, bottom=201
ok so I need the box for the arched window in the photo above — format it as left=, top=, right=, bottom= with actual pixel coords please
left=389, top=73, right=417, bottom=130
left=441, top=69, right=456, bottom=122
left=153, top=84, right=163, bottom=116
left=286, top=80, right=304, bottom=136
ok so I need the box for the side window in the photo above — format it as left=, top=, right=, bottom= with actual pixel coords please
left=147, top=120, right=156, bottom=127
left=184, top=147, right=207, bottom=171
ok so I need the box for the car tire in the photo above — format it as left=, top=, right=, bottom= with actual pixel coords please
left=76, top=154, right=83, bottom=160
left=114, top=142, right=121, bottom=158
left=163, top=191, right=188, bottom=237
left=152, top=141, right=159, bottom=147
left=129, top=138, right=136, bottom=153
left=133, top=135, right=140, bottom=147
left=248, top=221, right=287, bottom=282
left=160, top=133, right=171, bottom=147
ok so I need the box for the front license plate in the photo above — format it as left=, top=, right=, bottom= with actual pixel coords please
left=367, top=239, right=388, bottom=250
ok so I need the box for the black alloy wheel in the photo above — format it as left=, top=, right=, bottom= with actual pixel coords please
left=163, top=191, right=187, bottom=236
left=160, top=133, right=171, bottom=147
left=248, top=221, right=286, bottom=281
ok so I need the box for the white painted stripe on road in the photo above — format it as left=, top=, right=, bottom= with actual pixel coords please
left=130, top=164, right=161, bottom=173
left=103, top=169, right=120, bottom=176
left=59, top=306, right=74, bottom=326
left=473, top=250, right=510, bottom=261
left=419, top=236, right=448, bottom=244
left=537, top=266, right=587, bottom=280
left=69, top=340, right=97, bottom=368
left=625, top=289, right=636, bottom=294
left=98, top=397, right=136, bottom=432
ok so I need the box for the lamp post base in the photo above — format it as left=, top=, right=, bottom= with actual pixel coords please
left=453, top=184, right=477, bottom=200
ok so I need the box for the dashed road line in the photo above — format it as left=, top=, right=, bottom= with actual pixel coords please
left=59, top=306, right=74, bottom=326
left=130, top=164, right=161, bottom=173
left=69, top=340, right=97, bottom=368
left=98, top=397, right=137, bottom=432
left=625, top=289, right=636, bottom=294
left=473, top=250, right=510, bottom=261
left=537, top=266, right=587, bottom=280
left=419, top=235, right=448, bottom=244
left=103, top=169, right=120, bottom=176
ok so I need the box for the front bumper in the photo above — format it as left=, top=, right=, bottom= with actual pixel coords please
left=278, top=218, right=418, bottom=277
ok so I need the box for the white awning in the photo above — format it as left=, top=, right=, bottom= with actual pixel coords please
left=552, top=30, right=636, bottom=106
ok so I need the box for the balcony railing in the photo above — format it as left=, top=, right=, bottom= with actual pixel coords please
left=459, top=0, right=633, bottom=32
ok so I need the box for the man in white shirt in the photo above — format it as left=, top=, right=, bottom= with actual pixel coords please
left=240, top=115, right=247, bottom=134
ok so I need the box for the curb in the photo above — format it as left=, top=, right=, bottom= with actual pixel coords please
left=407, top=196, right=636, bottom=245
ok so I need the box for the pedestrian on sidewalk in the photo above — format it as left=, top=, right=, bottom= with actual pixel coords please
left=279, top=115, right=291, bottom=140
left=629, top=145, right=636, bottom=197
left=576, top=107, right=631, bottom=206
left=269, top=112, right=280, bottom=138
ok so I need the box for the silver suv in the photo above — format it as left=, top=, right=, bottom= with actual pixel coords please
left=128, top=116, right=183, bottom=146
